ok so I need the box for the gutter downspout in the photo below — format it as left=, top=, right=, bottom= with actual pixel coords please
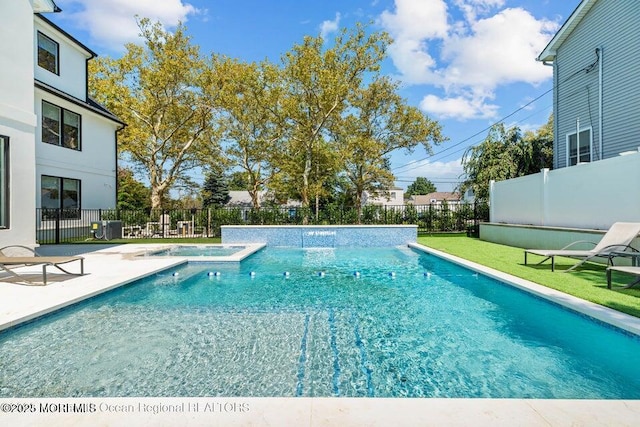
left=114, top=124, right=126, bottom=208
left=598, top=47, right=603, bottom=160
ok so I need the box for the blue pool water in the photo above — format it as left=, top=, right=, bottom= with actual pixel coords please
left=2, top=246, right=640, bottom=398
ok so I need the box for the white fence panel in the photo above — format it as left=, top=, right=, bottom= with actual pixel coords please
left=490, top=152, right=640, bottom=229
left=490, top=173, right=544, bottom=225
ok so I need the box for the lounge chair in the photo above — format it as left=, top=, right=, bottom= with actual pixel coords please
left=606, top=266, right=640, bottom=289
left=0, top=245, right=84, bottom=285
left=524, top=222, right=640, bottom=272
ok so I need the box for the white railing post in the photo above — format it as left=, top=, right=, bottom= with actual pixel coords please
left=541, top=168, right=549, bottom=226
left=489, top=180, right=495, bottom=222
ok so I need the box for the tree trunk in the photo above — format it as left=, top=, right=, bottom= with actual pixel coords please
left=355, top=191, right=363, bottom=225
left=150, top=188, right=163, bottom=210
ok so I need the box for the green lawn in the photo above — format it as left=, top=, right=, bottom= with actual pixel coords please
left=418, top=233, right=640, bottom=318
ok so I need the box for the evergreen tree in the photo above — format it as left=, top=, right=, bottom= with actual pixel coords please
left=201, top=172, right=231, bottom=207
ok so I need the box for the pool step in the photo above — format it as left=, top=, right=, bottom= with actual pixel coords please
left=295, top=309, right=373, bottom=397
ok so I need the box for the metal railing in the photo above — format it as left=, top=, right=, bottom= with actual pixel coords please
left=36, top=202, right=489, bottom=244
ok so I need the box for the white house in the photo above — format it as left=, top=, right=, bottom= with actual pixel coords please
left=363, top=187, right=404, bottom=206
left=408, top=192, right=461, bottom=206
left=0, top=1, right=122, bottom=248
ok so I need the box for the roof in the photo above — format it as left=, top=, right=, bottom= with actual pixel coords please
left=35, top=13, right=97, bottom=59
left=537, top=0, right=598, bottom=62
left=35, top=79, right=125, bottom=126
left=33, top=0, right=61, bottom=13
left=410, top=192, right=461, bottom=205
left=226, top=191, right=255, bottom=207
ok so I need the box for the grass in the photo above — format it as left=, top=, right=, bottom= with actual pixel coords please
left=418, top=233, right=640, bottom=318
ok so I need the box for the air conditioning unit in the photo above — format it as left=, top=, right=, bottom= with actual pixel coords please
left=90, top=220, right=123, bottom=240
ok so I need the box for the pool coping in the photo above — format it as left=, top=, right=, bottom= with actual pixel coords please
left=409, top=242, right=640, bottom=336
left=1, top=397, right=640, bottom=426
left=130, top=243, right=266, bottom=262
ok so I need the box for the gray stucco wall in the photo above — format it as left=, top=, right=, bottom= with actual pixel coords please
left=221, top=225, right=417, bottom=247
left=554, top=0, right=640, bottom=168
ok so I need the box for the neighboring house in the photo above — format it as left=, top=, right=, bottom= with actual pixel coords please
left=537, top=0, right=640, bottom=168
left=226, top=190, right=302, bottom=211
left=363, top=187, right=404, bottom=206
left=226, top=191, right=256, bottom=208
left=0, top=1, right=122, bottom=248
left=226, top=190, right=301, bottom=221
left=408, top=192, right=461, bottom=206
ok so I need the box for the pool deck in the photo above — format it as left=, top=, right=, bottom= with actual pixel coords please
left=1, top=243, right=640, bottom=426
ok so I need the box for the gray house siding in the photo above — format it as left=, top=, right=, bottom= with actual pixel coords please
left=553, top=0, right=640, bottom=169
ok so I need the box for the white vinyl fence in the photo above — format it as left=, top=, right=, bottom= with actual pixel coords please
left=490, top=152, right=640, bottom=230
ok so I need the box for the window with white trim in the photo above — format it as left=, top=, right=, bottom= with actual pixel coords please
left=42, top=101, right=81, bottom=150
left=567, top=128, right=591, bottom=166
left=37, top=31, right=59, bottom=74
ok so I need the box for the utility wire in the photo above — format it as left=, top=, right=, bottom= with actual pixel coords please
left=392, top=88, right=553, bottom=173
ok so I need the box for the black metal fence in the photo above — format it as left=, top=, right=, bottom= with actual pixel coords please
left=36, top=202, right=489, bottom=244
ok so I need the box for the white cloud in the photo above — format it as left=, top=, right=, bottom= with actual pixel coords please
left=320, top=13, right=341, bottom=40
left=442, top=8, right=556, bottom=90
left=380, top=0, right=448, bottom=40
left=379, top=0, right=559, bottom=120
left=420, top=94, right=498, bottom=120
left=54, top=0, right=202, bottom=51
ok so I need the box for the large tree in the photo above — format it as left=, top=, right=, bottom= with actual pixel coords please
left=337, top=77, right=443, bottom=218
left=89, top=19, right=223, bottom=209
left=406, top=177, right=437, bottom=198
left=459, top=115, right=554, bottom=201
left=216, top=58, right=283, bottom=208
left=277, top=25, right=392, bottom=216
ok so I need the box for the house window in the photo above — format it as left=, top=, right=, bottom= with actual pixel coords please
left=37, top=32, right=59, bottom=75
left=567, top=128, right=591, bottom=166
left=42, top=101, right=81, bottom=150
left=0, top=136, right=8, bottom=228
left=41, top=176, right=81, bottom=219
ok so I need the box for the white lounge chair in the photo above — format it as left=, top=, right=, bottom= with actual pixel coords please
left=0, top=245, right=84, bottom=285
left=606, top=266, right=640, bottom=289
left=524, top=222, right=640, bottom=272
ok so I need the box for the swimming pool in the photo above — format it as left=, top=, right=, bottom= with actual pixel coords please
left=1, top=246, right=640, bottom=398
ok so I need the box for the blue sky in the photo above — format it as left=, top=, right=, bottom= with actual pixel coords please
left=48, top=0, right=580, bottom=192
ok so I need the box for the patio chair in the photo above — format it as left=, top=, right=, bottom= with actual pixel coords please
left=606, top=266, right=640, bottom=289
left=0, top=245, right=84, bottom=285
left=524, top=222, right=640, bottom=272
